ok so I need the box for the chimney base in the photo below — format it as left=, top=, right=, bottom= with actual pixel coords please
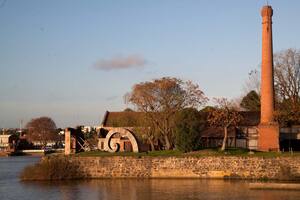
left=258, top=123, right=280, bottom=152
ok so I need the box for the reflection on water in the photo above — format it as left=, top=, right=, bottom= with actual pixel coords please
left=25, top=179, right=300, bottom=200
left=1, top=156, right=300, bottom=200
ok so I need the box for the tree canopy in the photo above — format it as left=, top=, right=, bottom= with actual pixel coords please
left=240, top=90, right=260, bottom=111
left=25, top=117, right=58, bottom=147
left=208, top=98, right=242, bottom=151
left=175, top=108, right=205, bottom=152
left=274, top=49, right=300, bottom=125
left=244, top=48, right=300, bottom=125
left=125, top=77, right=208, bottom=150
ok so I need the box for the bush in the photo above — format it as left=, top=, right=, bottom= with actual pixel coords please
left=20, top=156, right=85, bottom=181
left=175, top=108, right=205, bottom=152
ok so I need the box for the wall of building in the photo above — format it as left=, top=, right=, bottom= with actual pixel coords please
left=69, top=156, right=300, bottom=180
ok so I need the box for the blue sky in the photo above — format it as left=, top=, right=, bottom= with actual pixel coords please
left=1, top=0, right=300, bottom=128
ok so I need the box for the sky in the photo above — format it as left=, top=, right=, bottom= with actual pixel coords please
left=1, top=0, right=300, bottom=128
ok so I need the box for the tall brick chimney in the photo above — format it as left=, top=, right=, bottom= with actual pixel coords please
left=258, top=5, right=279, bottom=151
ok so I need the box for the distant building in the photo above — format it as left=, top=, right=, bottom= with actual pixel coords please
left=81, top=126, right=94, bottom=134
left=97, top=111, right=300, bottom=151
left=97, top=111, right=150, bottom=152
left=0, top=134, right=18, bottom=152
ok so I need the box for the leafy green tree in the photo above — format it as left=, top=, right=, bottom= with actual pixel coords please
left=174, top=108, right=205, bottom=152
left=240, top=90, right=260, bottom=111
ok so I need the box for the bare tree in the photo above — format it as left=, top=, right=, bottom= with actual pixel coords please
left=207, top=98, right=242, bottom=151
left=25, top=117, right=58, bottom=148
left=125, top=77, right=208, bottom=150
left=137, top=128, right=156, bottom=151
left=274, top=49, right=300, bottom=107
left=243, top=49, right=300, bottom=124
left=273, top=49, right=300, bottom=125
left=243, top=69, right=261, bottom=95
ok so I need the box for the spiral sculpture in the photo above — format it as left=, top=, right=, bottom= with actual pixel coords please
left=103, top=128, right=139, bottom=153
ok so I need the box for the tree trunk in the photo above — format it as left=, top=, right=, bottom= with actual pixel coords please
left=164, top=135, right=171, bottom=150
left=148, top=139, right=155, bottom=151
left=43, top=141, right=47, bottom=150
left=221, top=126, right=228, bottom=151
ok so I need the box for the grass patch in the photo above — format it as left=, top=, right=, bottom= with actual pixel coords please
left=184, top=148, right=249, bottom=157
left=76, top=150, right=183, bottom=157
left=20, top=156, right=86, bottom=181
left=185, top=148, right=300, bottom=158
left=76, top=148, right=300, bottom=158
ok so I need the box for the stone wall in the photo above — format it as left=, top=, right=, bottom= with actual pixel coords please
left=69, top=156, right=300, bottom=180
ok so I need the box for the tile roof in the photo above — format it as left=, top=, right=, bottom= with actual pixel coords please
left=101, top=111, right=147, bottom=127
left=101, top=111, right=260, bottom=127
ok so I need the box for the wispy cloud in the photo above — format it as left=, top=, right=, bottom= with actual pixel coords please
left=93, top=54, right=147, bottom=71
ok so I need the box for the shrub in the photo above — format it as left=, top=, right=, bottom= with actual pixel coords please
left=20, top=156, right=85, bottom=181
left=175, top=108, right=205, bottom=152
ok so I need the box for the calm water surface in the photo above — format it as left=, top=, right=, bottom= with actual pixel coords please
left=1, top=156, right=300, bottom=200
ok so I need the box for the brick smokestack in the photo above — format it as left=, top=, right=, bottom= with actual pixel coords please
left=258, top=5, right=279, bottom=151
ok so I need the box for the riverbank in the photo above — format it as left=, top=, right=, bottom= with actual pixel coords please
left=0, top=151, right=9, bottom=157
left=0, top=149, right=64, bottom=157
left=5, top=156, right=300, bottom=199
left=21, top=154, right=300, bottom=181
left=70, top=156, right=300, bottom=180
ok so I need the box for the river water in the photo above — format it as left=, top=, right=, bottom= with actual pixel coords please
left=1, top=156, right=300, bottom=200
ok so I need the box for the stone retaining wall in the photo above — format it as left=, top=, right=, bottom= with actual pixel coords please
left=69, top=156, right=300, bottom=180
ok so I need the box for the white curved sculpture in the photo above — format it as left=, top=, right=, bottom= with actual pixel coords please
left=104, top=128, right=139, bottom=153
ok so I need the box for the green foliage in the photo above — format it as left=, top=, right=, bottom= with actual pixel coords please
left=200, top=106, right=215, bottom=113
left=20, top=156, right=85, bottom=180
left=240, top=90, right=260, bottom=111
left=123, top=108, right=134, bottom=112
left=76, top=149, right=300, bottom=157
left=174, top=108, right=205, bottom=152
